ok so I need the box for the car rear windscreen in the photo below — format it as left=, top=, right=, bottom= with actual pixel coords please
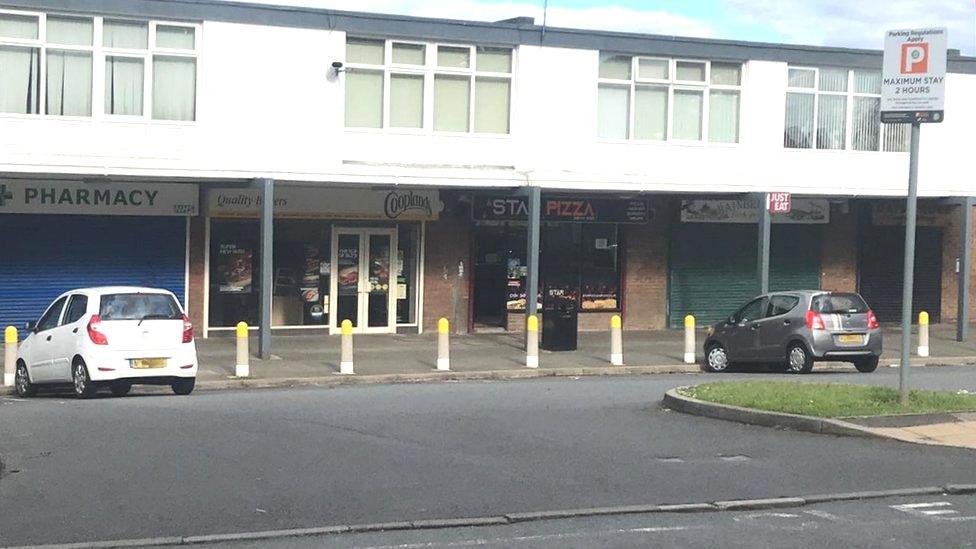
left=99, top=294, right=182, bottom=321
left=810, top=293, right=869, bottom=314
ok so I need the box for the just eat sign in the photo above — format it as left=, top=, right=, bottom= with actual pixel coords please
left=768, top=193, right=792, bottom=214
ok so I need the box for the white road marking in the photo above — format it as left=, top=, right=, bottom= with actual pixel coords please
left=733, top=512, right=800, bottom=522
left=895, top=502, right=952, bottom=509
left=804, top=510, right=842, bottom=521
left=363, top=524, right=703, bottom=548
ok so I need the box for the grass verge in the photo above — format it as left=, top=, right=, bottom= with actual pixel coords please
left=678, top=381, right=976, bottom=418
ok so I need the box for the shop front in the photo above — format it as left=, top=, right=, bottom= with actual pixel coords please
left=0, top=179, right=198, bottom=329
left=858, top=200, right=951, bottom=323
left=204, top=187, right=439, bottom=335
left=669, top=197, right=828, bottom=327
left=470, top=194, right=650, bottom=331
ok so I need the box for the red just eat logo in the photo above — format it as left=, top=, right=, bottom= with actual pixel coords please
left=900, top=42, right=929, bottom=74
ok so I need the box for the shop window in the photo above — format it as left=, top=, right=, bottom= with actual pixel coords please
left=272, top=221, right=331, bottom=327
left=209, top=219, right=260, bottom=328
left=396, top=225, right=419, bottom=324
left=578, top=225, right=619, bottom=310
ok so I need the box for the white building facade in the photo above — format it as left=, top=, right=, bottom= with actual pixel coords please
left=0, top=0, right=972, bottom=348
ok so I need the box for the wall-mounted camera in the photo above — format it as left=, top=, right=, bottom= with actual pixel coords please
left=328, top=61, right=345, bottom=81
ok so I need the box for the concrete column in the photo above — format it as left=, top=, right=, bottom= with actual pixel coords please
left=256, top=178, right=274, bottom=360
left=958, top=197, right=973, bottom=342
left=525, top=186, right=542, bottom=327
left=756, top=193, right=771, bottom=294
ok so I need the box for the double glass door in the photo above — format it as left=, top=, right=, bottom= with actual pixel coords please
left=330, top=228, right=397, bottom=334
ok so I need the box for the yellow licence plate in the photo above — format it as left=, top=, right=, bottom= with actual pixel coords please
left=131, top=358, right=167, bottom=369
left=838, top=334, right=865, bottom=344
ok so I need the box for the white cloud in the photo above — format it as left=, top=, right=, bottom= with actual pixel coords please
left=233, top=0, right=717, bottom=38
left=724, top=0, right=975, bottom=54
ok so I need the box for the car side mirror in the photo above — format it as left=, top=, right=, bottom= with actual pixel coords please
left=727, top=316, right=736, bottom=325
left=24, top=320, right=36, bottom=332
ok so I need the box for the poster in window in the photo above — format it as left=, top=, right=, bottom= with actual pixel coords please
left=302, top=245, right=321, bottom=301
left=506, top=278, right=526, bottom=311
left=337, top=246, right=359, bottom=295
left=217, top=243, right=253, bottom=293
left=580, top=283, right=619, bottom=310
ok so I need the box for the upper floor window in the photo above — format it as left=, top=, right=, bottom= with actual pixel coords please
left=0, top=10, right=198, bottom=121
left=344, top=37, right=513, bottom=134
left=784, top=66, right=908, bottom=152
left=597, top=54, right=741, bottom=143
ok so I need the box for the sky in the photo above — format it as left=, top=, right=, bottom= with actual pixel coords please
left=233, top=0, right=976, bottom=55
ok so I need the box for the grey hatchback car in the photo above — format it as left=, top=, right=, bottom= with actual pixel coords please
left=702, top=290, right=883, bottom=374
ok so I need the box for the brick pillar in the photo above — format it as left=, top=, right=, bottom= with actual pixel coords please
left=423, top=211, right=471, bottom=334
left=187, top=215, right=207, bottom=337
left=621, top=201, right=669, bottom=330
left=820, top=205, right=858, bottom=293
left=942, top=203, right=961, bottom=323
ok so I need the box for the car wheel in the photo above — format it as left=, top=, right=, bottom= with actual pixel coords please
left=109, top=381, right=132, bottom=397
left=72, top=360, right=98, bottom=399
left=854, top=356, right=879, bottom=373
left=786, top=342, right=814, bottom=374
left=703, top=344, right=731, bottom=373
left=15, top=361, right=36, bottom=398
left=171, top=378, right=195, bottom=396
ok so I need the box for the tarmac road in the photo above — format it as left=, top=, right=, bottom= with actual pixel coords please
left=1, top=366, right=975, bottom=547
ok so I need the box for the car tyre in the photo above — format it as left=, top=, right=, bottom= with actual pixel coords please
left=15, top=361, right=36, bottom=398
left=854, top=356, right=879, bottom=373
left=786, top=342, right=814, bottom=374
left=171, top=378, right=195, bottom=396
left=702, top=343, right=731, bottom=373
left=109, top=381, right=132, bottom=397
left=72, top=360, right=98, bottom=399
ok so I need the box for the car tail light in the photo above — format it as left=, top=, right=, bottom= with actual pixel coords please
left=87, top=315, right=109, bottom=345
left=867, top=310, right=879, bottom=330
left=805, top=310, right=826, bottom=331
left=182, top=314, right=193, bottom=343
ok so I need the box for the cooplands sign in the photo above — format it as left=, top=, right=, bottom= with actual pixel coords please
left=881, top=27, right=947, bottom=123
left=0, top=180, right=199, bottom=216
left=208, top=187, right=443, bottom=220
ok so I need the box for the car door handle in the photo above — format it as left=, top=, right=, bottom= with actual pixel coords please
left=751, top=324, right=761, bottom=330
left=46, top=335, right=52, bottom=341
left=783, top=320, right=791, bottom=326
left=72, top=328, right=79, bottom=334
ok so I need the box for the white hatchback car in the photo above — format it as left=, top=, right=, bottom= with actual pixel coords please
left=14, top=287, right=198, bottom=398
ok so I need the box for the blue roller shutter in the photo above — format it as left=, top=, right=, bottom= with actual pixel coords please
left=0, top=214, right=186, bottom=329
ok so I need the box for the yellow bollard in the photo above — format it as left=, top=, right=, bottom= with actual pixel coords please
left=610, top=315, right=623, bottom=366
left=235, top=322, right=249, bottom=378
left=437, top=318, right=450, bottom=371
left=4, top=326, right=17, bottom=387
left=340, top=319, right=354, bottom=374
left=917, top=311, right=929, bottom=357
left=684, top=315, right=696, bottom=364
left=526, top=315, right=539, bottom=368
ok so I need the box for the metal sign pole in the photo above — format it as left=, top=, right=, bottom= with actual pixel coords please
left=899, top=122, right=921, bottom=405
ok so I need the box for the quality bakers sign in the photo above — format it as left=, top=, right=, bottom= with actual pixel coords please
left=208, top=187, right=443, bottom=220
left=0, top=180, right=199, bottom=216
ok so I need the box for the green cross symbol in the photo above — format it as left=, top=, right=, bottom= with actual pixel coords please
left=0, top=184, right=12, bottom=207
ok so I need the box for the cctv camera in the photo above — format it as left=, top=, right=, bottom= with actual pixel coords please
left=332, top=61, right=343, bottom=69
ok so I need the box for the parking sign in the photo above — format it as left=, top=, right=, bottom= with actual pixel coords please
left=881, top=28, right=947, bottom=123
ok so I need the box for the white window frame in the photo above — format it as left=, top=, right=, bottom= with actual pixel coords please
left=785, top=65, right=905, bottom=153
left=344, top=37, right=515, bottom=136
left=0, top=8, right=96, bottom=120
left=0, top=9, right=200, bottom=123
left=597, top=54, right=742, bottom=145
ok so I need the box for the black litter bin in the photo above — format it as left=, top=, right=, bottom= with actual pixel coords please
left=541, top=289, right=578, bottom=351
